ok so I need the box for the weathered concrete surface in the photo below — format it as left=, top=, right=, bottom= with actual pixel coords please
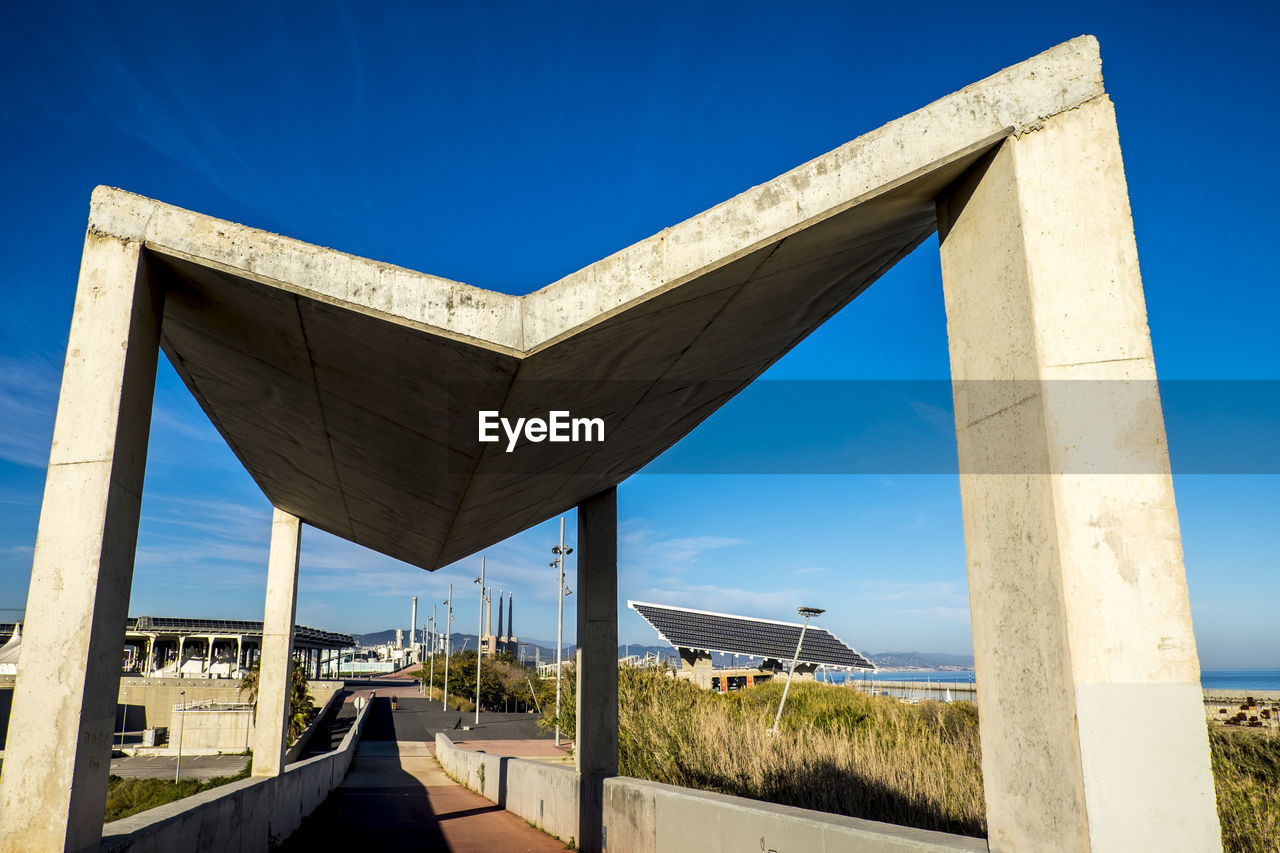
left=79, top=37, right=1105, bottom=572
left=0, top=235, right=163, bottom=853
left=937, top=97, right=1220, bottom=851
left=251, top=509, right=301, bottom=777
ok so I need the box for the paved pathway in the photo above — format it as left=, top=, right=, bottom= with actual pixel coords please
left=280, top=697, right=566, bottom=851
left=108, top=753, right=249, bottom=781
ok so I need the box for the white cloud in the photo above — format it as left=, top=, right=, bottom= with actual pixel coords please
left=854, top=580, right=969, bottom=612
left=620, top=521, right=746, bottom=570
left=0, top=355, right=59, bottom=468
left=630, top=579, right=811, bottom=620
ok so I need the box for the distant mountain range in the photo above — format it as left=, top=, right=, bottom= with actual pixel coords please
left=353, top=629, right=970, bottom=670
left=867, top=652, right=974, bottom=669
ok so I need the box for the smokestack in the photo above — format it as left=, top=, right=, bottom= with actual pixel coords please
left=485, top=589, right=492, bottom=637
left=508, top=594, right=514, bottom=638
left=497, top=589, right=504, bottom=639
left=411, top=596, right=418, bottom=649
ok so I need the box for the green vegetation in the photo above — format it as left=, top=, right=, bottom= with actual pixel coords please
left=415, top=650, right=547, bottom=713
left=104, top=762, right=250, bottom=822
left=548, top=666, right=1280, bottom=851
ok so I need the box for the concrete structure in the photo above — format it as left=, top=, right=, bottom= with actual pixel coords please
left=0, top=36, right=1220, bottom=852
left=0, top=618, right=349, bottom=681
left=481, top=590, right=520, bottom=658
left=122, top=617, right=352, bottom=679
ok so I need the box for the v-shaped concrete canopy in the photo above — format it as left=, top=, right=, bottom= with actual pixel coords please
left=89, top=36, right=1103, bottom=570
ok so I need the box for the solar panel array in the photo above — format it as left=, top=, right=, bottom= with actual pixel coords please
left=629, top=601, right=875, bottom=670
left=126, top=616, right=354, bottom=647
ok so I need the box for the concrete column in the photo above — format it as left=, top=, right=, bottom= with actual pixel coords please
left=0, top=235, right=162, bottom=853
left=251, top=508, right=301, bottom=777
left=575, top=487, right=617, bottom=853
left=679, top=648, right=714, bottom=689
left=936, top=96, right=1220, bottom=852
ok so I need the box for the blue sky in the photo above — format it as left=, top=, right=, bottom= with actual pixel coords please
left=0, top=1, right=1275, bottom=667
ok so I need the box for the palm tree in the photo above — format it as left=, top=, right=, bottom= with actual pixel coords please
left=238, top=658, right=316, bottom=743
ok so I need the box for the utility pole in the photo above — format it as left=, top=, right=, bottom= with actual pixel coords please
left=551, top=516, right=573, bottom=747
left=175, top=689, right=186, bottom=782
left=770, top=607, right=824, bottom=736
left=474, top=555, right=486, bottom=725
left=443, top=584, right=453, bottom=711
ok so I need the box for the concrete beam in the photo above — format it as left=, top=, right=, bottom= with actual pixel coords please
left=576, top=486, right=618, bottom=853
left=73, top=37, right=1107, bottom=574
left=0, top=235, right=162, bottom=853
left=251, top=509, right=302, bottom=777
left=937, top=96, right=1220, bottom=851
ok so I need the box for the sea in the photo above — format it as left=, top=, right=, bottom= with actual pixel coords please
left=818, top=668, right=1280, bottom=692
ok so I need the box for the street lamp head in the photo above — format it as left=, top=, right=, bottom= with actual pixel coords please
left=798, top=606, right=825, bottom=617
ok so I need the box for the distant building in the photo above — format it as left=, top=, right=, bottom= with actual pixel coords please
left=479, top=590, right=518, bottom=658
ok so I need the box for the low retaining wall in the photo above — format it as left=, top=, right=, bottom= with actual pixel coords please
left=601, top=777, right=987, bottom=853
left=435, top=733, right=579, bottom=844
left=100, top=698, right=368, bottom=852
left=435, top=734, right=985, bottom=853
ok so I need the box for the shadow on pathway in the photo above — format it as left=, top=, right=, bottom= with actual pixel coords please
left=279, top=697, right=566, bottom=852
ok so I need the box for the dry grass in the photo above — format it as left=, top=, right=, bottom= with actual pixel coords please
left=1210, top=728, right=1280, bottom=853
left=599, top=667, right=983, bottom=836
left=549, top=666, right=1280, bottom=850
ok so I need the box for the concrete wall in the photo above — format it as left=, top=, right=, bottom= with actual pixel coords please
left=171, top=708, right=253, bottom=753
left=99, top=695, right=368, bottom=853
left=435, top=735, right=985, bottom=853
left=116, top=678, right=246, bottom=737
left=435, top=733, right=579, bottom=844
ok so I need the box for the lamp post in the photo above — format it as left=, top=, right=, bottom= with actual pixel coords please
left=551, top=516, right=574, bottom=747
left=175, top=689, right=186, bottom=783
left=474, top=555, right=486, bottom=725
left=442, top=585, right=453, bottom=711
left=427, top=608, right=436, bottom=698
left=770, top=607, right=825, bottom=736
